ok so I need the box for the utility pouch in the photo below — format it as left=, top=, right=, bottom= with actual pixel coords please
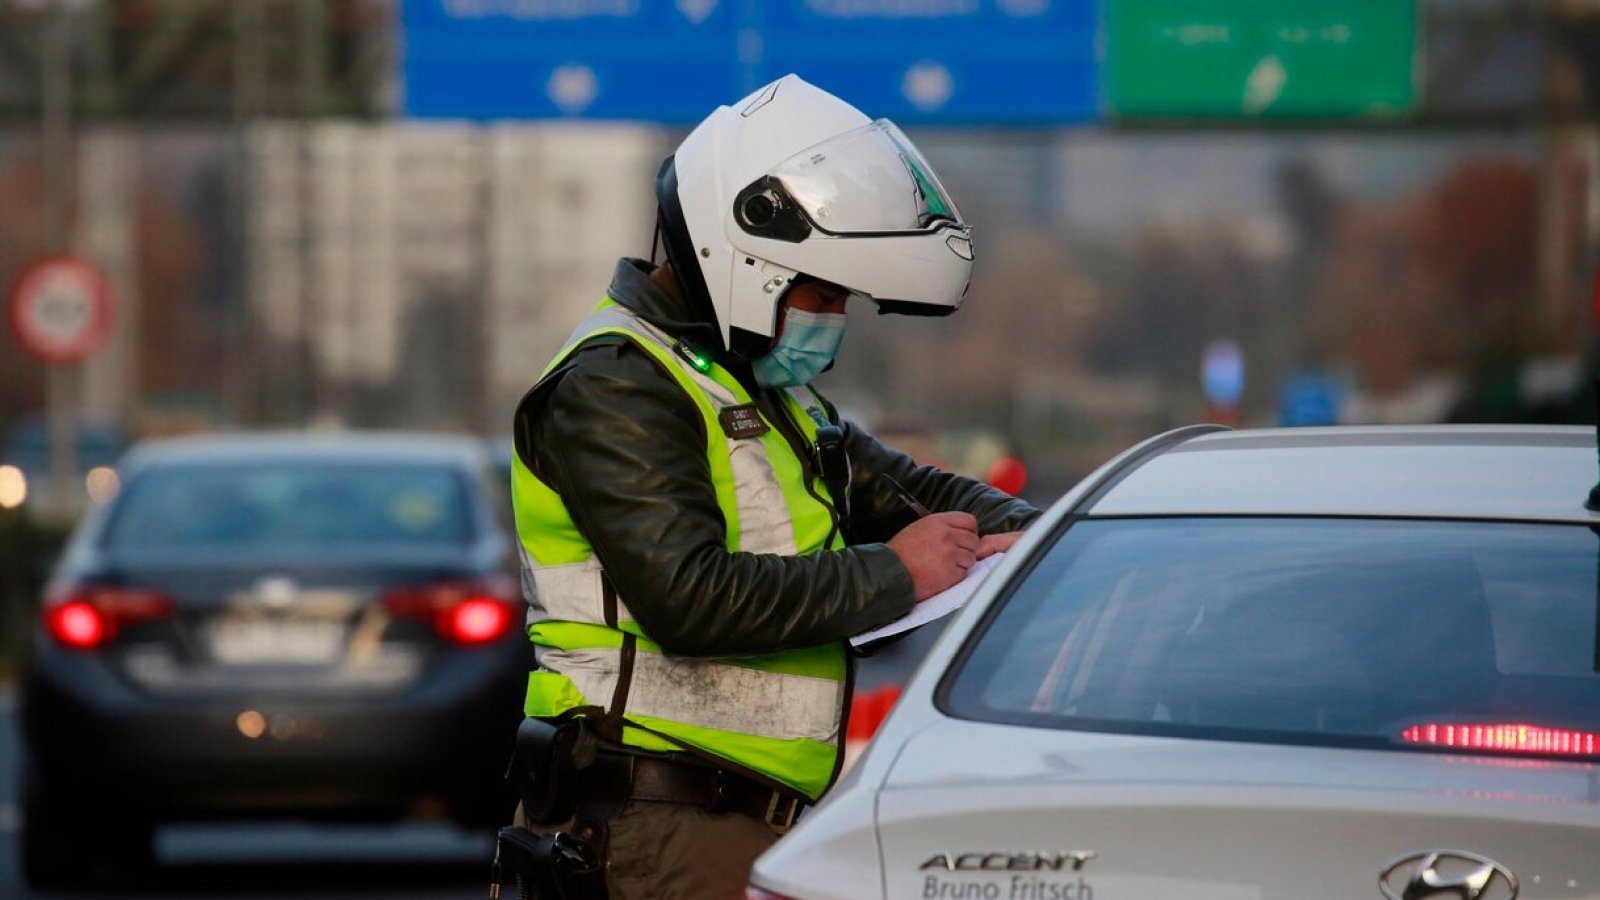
left=811, top=423, right=852, bottom=522
left=491, top=826, right=607, bottom=900
left=511, top=717, right=595, bottom=825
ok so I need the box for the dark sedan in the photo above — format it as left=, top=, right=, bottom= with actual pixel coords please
left=18, top=432, right=528, bottom=887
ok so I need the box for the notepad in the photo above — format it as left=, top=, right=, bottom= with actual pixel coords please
left=850, top=553, right=1006, bottom=648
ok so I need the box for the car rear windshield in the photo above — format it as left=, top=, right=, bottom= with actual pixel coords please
left=102, top=461, right=477, bottom=550
left=944, top=518, right=1600, bottom=760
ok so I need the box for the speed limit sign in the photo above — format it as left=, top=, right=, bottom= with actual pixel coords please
left=8, top=255, right=115, bottom=364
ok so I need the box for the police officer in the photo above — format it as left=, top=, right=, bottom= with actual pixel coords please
left=504, top=74, right=1041, bottom=899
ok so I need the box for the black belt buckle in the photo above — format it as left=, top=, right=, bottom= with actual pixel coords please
left=764, top=792, right=801, bottom=833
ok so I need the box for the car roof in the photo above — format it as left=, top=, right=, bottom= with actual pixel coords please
left=1084, top=424, right=1600, bottom=523
left=119, top=430, right=494, bottom=471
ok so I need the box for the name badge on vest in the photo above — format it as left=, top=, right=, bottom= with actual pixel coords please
left=719, top=404, right=770, bottom=440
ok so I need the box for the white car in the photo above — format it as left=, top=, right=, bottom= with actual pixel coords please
left=749, top=425, right=1600, bottom=900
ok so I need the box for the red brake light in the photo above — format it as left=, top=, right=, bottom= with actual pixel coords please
left=45, top=601, right=107, bottom=649
left=383, top=579, right=518, bottom=646
left=42, top=585, right=174, bottom=650
left=1401, top=723, right=1600, bottom=757
left=446, top=597, right=512, bottom=645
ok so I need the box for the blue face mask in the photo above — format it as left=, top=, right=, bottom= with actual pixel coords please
left=752, top=308, right=847, bottom=388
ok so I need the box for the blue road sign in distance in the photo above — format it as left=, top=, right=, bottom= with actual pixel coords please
left=402, top=0, right=738, bottom=121
left=759, top=0, right=1099, bottom=124
left=402, top=0, right=1099, bottom=124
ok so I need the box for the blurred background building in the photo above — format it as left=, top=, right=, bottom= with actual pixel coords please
left=0, top=0, right=1597, bottom=507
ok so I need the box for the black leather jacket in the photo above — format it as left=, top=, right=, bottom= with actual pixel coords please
left=513, top=258, right=1040, bottom=659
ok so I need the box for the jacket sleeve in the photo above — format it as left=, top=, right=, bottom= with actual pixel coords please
left=834, top=411, right=1043, bottom=547
left=522, top=342, right=916, bottom=658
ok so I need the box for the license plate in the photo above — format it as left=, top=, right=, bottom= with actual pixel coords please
left=209, top=618, right=347, bottom=665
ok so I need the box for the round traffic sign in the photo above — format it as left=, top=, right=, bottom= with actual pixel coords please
left=8, top=255, right=115, bottom=364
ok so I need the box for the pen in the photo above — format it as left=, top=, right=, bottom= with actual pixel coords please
left=880, top=474, right=932, bottom=519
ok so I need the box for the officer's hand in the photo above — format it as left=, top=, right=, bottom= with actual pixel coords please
left=887, top=512, right=980, bottom=602
left=978, top=530, right=1024, bottom=559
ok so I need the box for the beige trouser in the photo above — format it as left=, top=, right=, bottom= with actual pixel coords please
left=515, top=800, right=781, bottom=900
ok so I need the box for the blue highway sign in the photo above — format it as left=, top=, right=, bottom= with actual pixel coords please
left=759, top=0, right=1099, bottom=124
left=402, top=0, right=739, bottom=121
left=401, top=0, right=1100, bottom=124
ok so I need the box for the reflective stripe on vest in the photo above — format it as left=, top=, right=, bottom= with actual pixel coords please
left=511, top=301, right=847, bottom=799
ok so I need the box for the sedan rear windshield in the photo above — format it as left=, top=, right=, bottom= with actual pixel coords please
left=944, top=518, right=1600, bottom=760
left=103, top=462, right=477, bottom=550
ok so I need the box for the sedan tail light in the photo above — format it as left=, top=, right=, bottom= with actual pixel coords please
left=382, top=578, right=520, bottom=646
left=1400, top=723, right=1600, bottom=757
left=43, top=585, right=174, bottom=650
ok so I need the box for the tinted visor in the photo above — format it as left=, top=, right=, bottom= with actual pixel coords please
left=736, top=120, right=964, bottom=241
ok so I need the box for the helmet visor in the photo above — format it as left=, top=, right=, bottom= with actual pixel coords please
left=766, top=120, right=964, bottom=236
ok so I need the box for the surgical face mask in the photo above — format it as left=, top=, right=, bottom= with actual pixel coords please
left=752, top=308, right=847, bottom=388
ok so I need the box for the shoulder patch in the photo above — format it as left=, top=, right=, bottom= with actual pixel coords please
left=718, top=404, right=770, bottom=440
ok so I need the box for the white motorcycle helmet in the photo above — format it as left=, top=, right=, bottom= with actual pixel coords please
left=656, top=74, right=975, bottom=360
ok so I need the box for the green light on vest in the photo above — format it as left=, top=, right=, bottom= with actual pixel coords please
left=674, top=339, right=713, bottom=373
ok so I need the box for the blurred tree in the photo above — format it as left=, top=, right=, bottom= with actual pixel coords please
left=1276, top=158, right=1338, bottom=251
left=1415, top=158, right=1539, bottom=370
left=1274, top=158, right=1341, bottom=364
left=1091, top=213, right=1279, bottom=419
left=1315, top=201, right=1435, bottom=398
left=838, top=227, right=1104, bottom=429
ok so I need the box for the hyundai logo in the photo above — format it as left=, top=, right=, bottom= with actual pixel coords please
left=1379, top=850, right=1518, bottom=900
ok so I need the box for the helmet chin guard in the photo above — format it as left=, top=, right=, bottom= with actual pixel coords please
left=656, top=74, right=975, bottom=361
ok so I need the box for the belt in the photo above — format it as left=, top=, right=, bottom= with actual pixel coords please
left=579, top=751, right=806, bottom=833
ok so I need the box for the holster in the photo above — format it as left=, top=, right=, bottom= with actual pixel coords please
left=510, top=716, right=596, bottom=826
left=494, top=826, right=606, bottom=900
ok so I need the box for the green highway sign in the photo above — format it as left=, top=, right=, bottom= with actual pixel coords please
left=1106, top=0, right=1419, bottom=119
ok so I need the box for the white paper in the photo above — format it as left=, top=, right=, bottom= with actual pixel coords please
left=850, top=553, right=1006, bottom=648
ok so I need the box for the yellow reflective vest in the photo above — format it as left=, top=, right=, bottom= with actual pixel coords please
left=511, top=300, right=849, bottom=800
